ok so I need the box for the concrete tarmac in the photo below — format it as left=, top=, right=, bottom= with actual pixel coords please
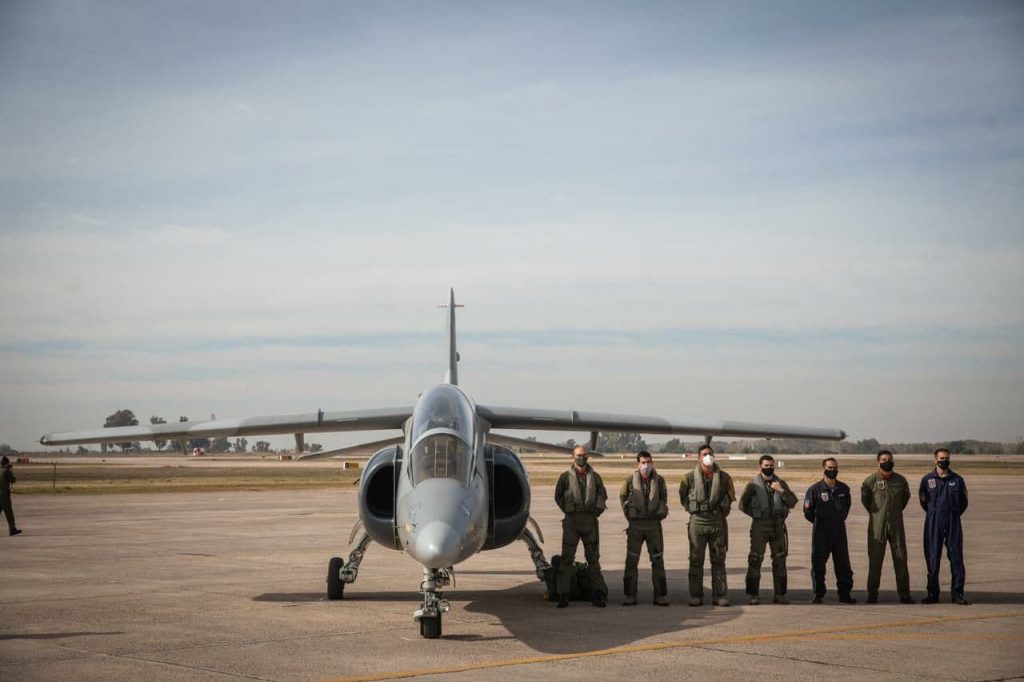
left=1, top=476, right=1022, bottom=681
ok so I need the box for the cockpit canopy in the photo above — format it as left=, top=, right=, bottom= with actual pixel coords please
left=410, top=385, right=475, bottom=485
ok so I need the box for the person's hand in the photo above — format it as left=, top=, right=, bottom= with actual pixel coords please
left=770, top=481, right=783, bottom=493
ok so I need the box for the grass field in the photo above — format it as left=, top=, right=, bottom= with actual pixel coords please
left=8, top=454, right=1024, bottom=494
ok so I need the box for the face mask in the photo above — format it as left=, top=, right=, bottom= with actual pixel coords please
left=639, top=463, right=652, bottom=475
left=824, top=468, right=838, bottom=479
left=574, top=457, right=587, bottom=468
left=879, top=460, right=894, bottom=472
left=761, top=467, right=775, bottom=478
left=936, top=460, right=950, bottom=470
left=701, top=454, right=714, bottom=466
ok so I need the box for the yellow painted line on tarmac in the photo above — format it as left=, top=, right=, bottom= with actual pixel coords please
left=812, top=633, right=1024, bottom=641
left=322, top=610, right=1024, bottom=682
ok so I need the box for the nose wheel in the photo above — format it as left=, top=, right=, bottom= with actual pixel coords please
left=414, top=567, right=452, bottom=639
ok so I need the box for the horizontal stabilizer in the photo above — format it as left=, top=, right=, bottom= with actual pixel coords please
left=295, top=436, right=405, bottom=461
left=486, top=432, right=603, bottom=457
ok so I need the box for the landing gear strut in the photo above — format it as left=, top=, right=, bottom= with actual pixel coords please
left=414, top=567, right=452, bottom=639
left=326, top=530, right=372, bottom=600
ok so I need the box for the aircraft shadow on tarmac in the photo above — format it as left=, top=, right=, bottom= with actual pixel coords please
left=253, top=574, right=1024, bottom=651
left=256, top=569, right=742, bottom=653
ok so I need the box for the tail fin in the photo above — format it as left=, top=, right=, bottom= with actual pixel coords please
left=442, top=288, right=463, bottom=385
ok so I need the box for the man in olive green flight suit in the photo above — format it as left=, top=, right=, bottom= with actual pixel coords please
left=861, top=450, right=914, bottom=604
left=554, top=445, right=608, bottom=608
left=739, top=454, right=798, bottom=605
left=619, top=450, right=670, bottom=606
left=679, top=445, right=736, bottom=606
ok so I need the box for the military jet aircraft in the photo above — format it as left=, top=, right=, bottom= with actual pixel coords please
left=40, top=289, right=845, bottom=638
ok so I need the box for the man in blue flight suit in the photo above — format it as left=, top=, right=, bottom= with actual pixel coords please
left=804, top=457, right=856, bottom=604
left=919, top=448, right=969, bottom=605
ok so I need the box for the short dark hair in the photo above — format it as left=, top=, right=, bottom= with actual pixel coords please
left=698, top=444, right=713, bottom=455
left=934, top=448, right=950, bottom=457
left=758, top=454, right=775, bottom=464
left=0, top=455, right=8, bottom=466
left=822, top=457, right=838, bottom=468
left=636, top=450, right=652, bottom=462
left=877, top=449, right=893, bottom=461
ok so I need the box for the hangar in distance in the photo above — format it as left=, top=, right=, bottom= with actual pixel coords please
left=40, top=289, right=846, bottom=638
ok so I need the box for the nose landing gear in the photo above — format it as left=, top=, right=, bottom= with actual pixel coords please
left=414, top=567, right=452, bottom=639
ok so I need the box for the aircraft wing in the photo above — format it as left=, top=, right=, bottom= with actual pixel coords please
left=476, top=405, right=846, bottom=441
left=39, top=406, right=414, bottom=446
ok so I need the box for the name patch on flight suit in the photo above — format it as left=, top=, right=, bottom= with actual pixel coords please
left=820, top=492, right=829, bottom=501
left=928, top=478, right=937, bottom=489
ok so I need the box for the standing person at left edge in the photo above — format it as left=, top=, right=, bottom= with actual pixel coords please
left=920, top=448, right=970, bottom=605
left=739, top=455, right=798, bottom=604
left=1, top=456, right=22, bottom=536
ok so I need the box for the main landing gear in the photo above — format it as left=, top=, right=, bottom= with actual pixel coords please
left=326, top=520, right=552, bottom=640
left=326, top=529, right=372, bottom=600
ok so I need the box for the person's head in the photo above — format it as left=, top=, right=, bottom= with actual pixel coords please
left=572, top=445, right=588, bottom=469
left=822, top=457, right=839, bottom=480
left=758, top=454, right=775, bottom=478
left=637, top=450, right=653, bottom=475
left=934, top=448, right=951, bottom=470
left=698, top=445, right=714, bottom=468
left=0, top=455, right=8, bottom=467
left=877, top=450, right=894, bottom=472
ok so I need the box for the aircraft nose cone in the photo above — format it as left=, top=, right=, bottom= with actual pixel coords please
left=415, top=521, right=461, bottom=568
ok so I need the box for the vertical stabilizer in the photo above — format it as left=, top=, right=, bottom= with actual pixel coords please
left=443, top=288, right=462, bottom=385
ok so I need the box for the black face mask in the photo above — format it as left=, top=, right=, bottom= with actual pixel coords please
left=879, top=461, right=894, bottom=472
left=824, top=468, right=838, bottom=479
left=761, top=467, right=775, bottom=478
left=936, top=460, right=950, bottom=470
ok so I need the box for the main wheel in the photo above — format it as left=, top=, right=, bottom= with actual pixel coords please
left=327, top=557, right=345, bottom=600
left=419, top=614, right=442, bottom=639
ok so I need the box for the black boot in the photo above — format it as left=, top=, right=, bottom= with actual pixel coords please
left=557, top=594, right=569, bottom=608
left=591, top=590, right=606, bottom=608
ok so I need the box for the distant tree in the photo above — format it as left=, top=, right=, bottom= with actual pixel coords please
left=76, top=445, right=89, bottom=455
left=212, top=436, right=231, bottom=453
left=597, top=432, right=647, bottom=454
left=104, top=409, right=139, bottom=452
left=0, top=444, right=16, bottom=455
left=309, top=443, right=323, bottom=453
left=150, top=415, right=167, bottom=450
left=563, top=438, right=577, bottom=449
left=253, top=440, right=272, bottom=453
left=660, top=438, right=685, bottom=454
left=233, top=437, right=248, bottom=453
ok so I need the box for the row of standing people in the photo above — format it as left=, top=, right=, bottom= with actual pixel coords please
left=553, top=445, right=969, bottom=608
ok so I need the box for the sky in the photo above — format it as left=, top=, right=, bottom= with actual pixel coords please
left=1, top=1, right=1022, bottom=451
